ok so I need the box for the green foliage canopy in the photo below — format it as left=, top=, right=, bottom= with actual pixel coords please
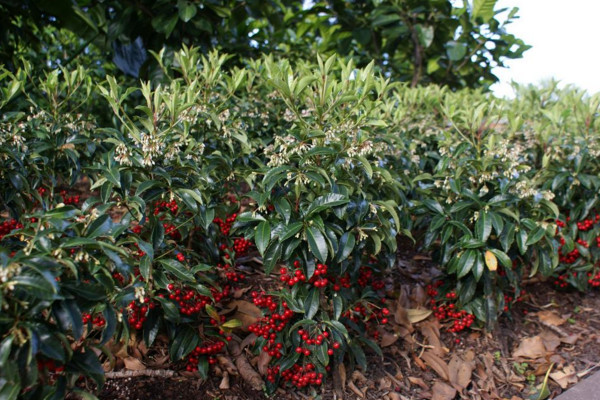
left=0, top=0, right=529, bottom=89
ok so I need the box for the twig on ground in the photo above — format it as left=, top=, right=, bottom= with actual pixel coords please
left=105, top=369, right=176, bottom=379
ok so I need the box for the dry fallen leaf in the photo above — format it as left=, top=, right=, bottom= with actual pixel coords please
left=406, top=308, right=432, bottom=324
left=561, top=334, right=580, bottom=345
left=408, top=376, right=429, bottom=390
left=378, top=376, right=393, bottom=390
left=257, top=351, right=271, bottom=376
left=394, top=302, right=413, bottom=329
left=233, top=286, right=252, bottom=299
left=536, top=310, right=566, bottom=326
left=348, top=381, right=365, bottom=398
left=513, top=336, right=547, bottom=359
left=539, top=330, right=561, bottom=352
left=217, top=355, right=238, bottom=375
left=550, top=365, right=578, bottom=389
left=431, top=381, right=457, bottom=400
left=388, top=393, right=404, bottom=400
left=412, top=285, right=428, bottom=307
left=421, top=351, right=450, bottom=381
left=219, top=371, right=230, bottom=389
left=225, top=300, right=263, bottom=331
left=123, top=356, right=145, bottom=371
left=381, top=331, right=400, bottom=347
left=420, top=321, right=444, bottom=356
left=448, top=354, right=473, bottom=390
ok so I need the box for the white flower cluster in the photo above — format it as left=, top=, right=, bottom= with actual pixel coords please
left=264, top=135, right=314, bottom=167
left=0, top=262, right=22, bottom=291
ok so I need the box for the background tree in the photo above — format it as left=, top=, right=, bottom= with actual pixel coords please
left=0, top=0, right=528, bottom=89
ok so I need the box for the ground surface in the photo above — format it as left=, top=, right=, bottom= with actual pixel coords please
left=96, top=242, right=600, bottom=400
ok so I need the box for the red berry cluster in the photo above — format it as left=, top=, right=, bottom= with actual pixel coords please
left=272, top=363, right=324, bottom=388
left=577, top=214, right=600, bottom=231
left=342, top=302, right=389, bottom=328
left=213, top=213, right=237, bottom=236
left=81, top=312, right=106, bottom=327
left=210, top=285, right=232, bottom=304
left=60, top=190, right=80, bottom=206
left=184, top=342, right=226, bottom=372
left=232, top=237, right=252, bottom=256
left=432, top=304, right=474, bottom=333
left=131, top=224, right=143, bottom=234
left=577, top=238, right=589, bottom=248
left=294, top=329, right=334, bottom=356
left=153, top=200, right=178, bottom=216
left=357, top=266, right=384, bottom=290
left=217, top=263, right=246, bottom=283
left=332, top=274, right=351, bottom=291
left=112, top=272, right=126, bottom=285
left=309, top=263, right=329, bottom=288
left=279, top=261, right=307, bottom=287
left=163, top=222, right=181, bottom=240
left=127, top=299, right=155, bottom=329
left=427, top=283, right=475, bottom=333
left=165, top=284, right=212, bottom=316
left=132, top=242, right=146, bottom=258
left=248, top=292, right=294, bottom=358
left=553, top=273, right=570, bottom=288
left=37, top=358, right=65, bottom=374
left=588, top=271, right=600, bottom=287
left=176, top=252, right=185, bottom=262
left=0, top=219, right=23, bottom=241
left=558, top=236, right=580, bottom=264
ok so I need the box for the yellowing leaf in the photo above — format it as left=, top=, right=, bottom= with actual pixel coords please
left=484, top=250, right=498, bottom=271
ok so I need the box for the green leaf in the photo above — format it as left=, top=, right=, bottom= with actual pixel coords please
left=357, top=155, right=373, bottom=179
left=306, top=194, right=349, bottom=216
left=306, top=226, right=328, bottom=263
left=526, top=227, right=546, bottom=246
left=472, top=0, right=497, bottom=22
left=457, top=249, right=477, bottom=278
left=415, top=24, right=434, bottom=48
left=422, top=198, right=445, bottom=215
left=315, top=341, right=329, bottom=366
left=488, top=248, right=512, bottom=268
left=476, top=211, right=492, bottom=242
left=155, top=296, right=180, bottom=323
left=255, top=221, right=271, bottom=256
left=0, top=335, right=14, bottom=368
left=263, top=241, right=282, bottom=275
left=304, top=287, right=320, bottom=319
left=170, top=326, right=199, bottom=361
left=135, top=180, right=161, bottom=196
left=472, top=251, right=484, bottom=282
left=350, top=341, right=367, bottom=371
left=332, top=294, right=343, bottom=320
left=279, top=221, right=304, bottom=242
left=86, top=214, right=112, bottom=238
left=139, top=255, right=152, bottom=280
left=336, top=231, right=356, bottom=261
left=70, top=349, right=105, bottom=386
left=446, top=41, right=467, bottom=61
left=178, top=0, right=197, bottom=22
left=273, top=198, right=292, bottom=223
left=158, top=259, right=195, bottom=282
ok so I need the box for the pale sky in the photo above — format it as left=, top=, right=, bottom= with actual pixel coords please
left=492, top=0, right=600, bottom=97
